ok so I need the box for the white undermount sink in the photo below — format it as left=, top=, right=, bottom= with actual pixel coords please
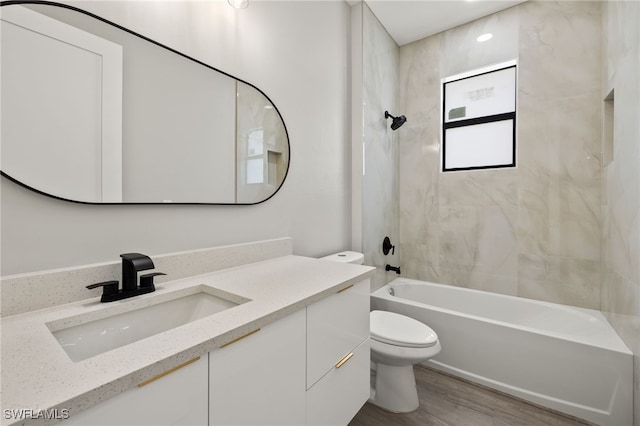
left=48, top=288, right=248, bottom=362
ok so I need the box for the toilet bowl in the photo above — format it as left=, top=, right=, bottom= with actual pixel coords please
left=369, top=310, right=441, bottom=413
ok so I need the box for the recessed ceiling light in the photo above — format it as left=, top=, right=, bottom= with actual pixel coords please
left=476, top=33, right=493, bottom=42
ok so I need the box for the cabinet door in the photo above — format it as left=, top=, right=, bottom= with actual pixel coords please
left=63, top=356, right=208, bottom=426
left=307, top=279, right=370, bottom=388
left=209, top=308, right=306, bottom=426
left=306, top=339, right=370, bottom=426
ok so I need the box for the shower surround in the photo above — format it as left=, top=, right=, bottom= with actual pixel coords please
left=600, top=1, right=640, bottom=422
left=393, top=2, right=639, bottom=421
left=397, top=1, right=602, bottom=310
left=361, top=4, right=400, bottom=290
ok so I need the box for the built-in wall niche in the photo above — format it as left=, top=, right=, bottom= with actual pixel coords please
left=441, top=61, right=517, bottom=172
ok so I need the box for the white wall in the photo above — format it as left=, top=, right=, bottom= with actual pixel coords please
left=0, top=0, right=353, bottom=275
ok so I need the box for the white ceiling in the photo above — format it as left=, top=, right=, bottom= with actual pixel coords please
left=360, top=0, right=527, bottom=46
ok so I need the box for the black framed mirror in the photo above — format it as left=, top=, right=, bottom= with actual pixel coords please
left=0, top=0, right=290, bottom=204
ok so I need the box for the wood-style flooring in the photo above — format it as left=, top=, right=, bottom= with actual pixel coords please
left=349, top=365, right=594, bottom=426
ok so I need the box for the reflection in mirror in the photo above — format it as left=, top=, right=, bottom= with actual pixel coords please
left=0, top=2, right=289, bottom=204
left=236, top=82, right=289, bottom=203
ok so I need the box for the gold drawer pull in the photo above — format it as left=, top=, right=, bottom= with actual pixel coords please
left=138, top=356, right=200, bottom=387
left=337, top=284, right=354, bottom=294
left=335, top=352, right=354, bottom=369
left=221, top=328, right=261, bottom=348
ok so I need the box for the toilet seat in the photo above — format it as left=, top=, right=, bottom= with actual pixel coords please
left=370, top=310, right=438, bottom=348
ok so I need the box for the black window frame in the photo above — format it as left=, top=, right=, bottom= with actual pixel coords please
left=441, top=64, right=517, bottom=172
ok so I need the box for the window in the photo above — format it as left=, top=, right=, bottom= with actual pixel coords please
left=442, top=61, right=517, bottom=172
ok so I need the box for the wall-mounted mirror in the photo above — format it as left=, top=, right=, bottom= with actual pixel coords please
left=0, top=1, right=290, bottom=204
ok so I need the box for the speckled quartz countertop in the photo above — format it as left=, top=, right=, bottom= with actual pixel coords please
left=1, top=255, right=375, bottom=426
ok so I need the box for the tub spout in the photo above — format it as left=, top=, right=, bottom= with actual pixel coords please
left=385, top=264, right=401, bottom=274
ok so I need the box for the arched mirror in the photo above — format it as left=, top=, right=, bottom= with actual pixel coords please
left=0, top=1, right=290, bottom=204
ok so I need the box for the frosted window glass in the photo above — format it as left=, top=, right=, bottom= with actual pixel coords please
left=442, top=62, right=516, bottom=172
left=444, top=120, right=514, bottom=170
left=444, top=67, right=516, bottom=123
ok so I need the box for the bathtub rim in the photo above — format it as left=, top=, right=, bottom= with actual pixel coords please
left=372, top=278, right=632, bottom=355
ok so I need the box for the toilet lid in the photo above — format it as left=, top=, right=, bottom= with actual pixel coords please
left=370, top=310, right=438, bottom=348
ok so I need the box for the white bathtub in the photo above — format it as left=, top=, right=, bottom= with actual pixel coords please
left=371, top=278, right=633, bottom=426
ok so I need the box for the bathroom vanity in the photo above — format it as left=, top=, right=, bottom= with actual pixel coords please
left=1, top=253, right=374, bottom=426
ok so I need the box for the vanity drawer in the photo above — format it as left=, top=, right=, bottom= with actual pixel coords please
left=306, top=339, right=370, bottom=426
left=306, top=278, right=369, bottom=389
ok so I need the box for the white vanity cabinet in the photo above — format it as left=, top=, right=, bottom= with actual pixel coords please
left=305, top=279, right=370, bottom=425
left=62, top=355, right=208, bottom=426
left=60, top=280, right=370, bottom=426
left=209, top=308, right=306, bottom=426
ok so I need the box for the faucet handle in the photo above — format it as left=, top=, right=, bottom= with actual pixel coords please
left=140, top=272, right=166, bottom=289
left=86, top=280, right=119, bottom=302
left=382, top=236, right=395, bottom=255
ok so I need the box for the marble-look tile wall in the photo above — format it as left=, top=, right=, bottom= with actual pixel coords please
left=601, top=1, right=640, bottom=424
left=398, top=1, right=603, bottom=309
left=362, top=4, right=401, bottom=291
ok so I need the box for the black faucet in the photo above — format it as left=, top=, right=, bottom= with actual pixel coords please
left=385, top=264, right=401, bottom=275
left=121, top=253, right=154, bottom=291
left=87, top=253, right=166, bottom=302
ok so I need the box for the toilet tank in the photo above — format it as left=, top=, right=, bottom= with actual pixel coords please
left=321, top=251, right=364, bottom=265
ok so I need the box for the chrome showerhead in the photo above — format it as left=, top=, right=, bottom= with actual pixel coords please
left=385, top=111, right=407, bottom=130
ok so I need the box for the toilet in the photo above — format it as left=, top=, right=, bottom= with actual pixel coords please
left=321, top=251, right=441, bottom=413
left=369, top=310, right=440, bottom=413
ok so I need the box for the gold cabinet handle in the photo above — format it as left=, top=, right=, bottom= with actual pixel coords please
left=337, top=284, right=354, bottom=294
left=220, top=328, right=261, bottom=348
left=138, top=356, right=200, bottom=387
left=335, top=352, right=354, bottom=369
